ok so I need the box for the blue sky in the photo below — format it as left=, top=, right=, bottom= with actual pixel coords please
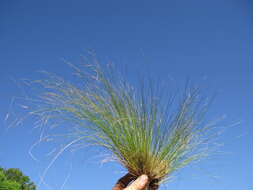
left=1, top=0, right=253, bottom=189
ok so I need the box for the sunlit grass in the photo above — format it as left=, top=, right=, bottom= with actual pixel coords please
left=27, top=61, right=217, bottom=189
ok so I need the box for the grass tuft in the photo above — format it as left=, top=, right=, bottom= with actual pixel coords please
left=26, top=61, right=218, bottom=189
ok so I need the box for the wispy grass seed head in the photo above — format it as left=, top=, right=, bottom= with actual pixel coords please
left=26, top=62, right=216, bottom=189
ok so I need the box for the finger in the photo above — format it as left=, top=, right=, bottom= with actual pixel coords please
left=125, top=175, right=148, bottom=190
left=112, top=173, right=135, bottom=190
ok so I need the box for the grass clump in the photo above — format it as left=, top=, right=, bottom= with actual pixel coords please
left=27, top=61, right=217, bottom=189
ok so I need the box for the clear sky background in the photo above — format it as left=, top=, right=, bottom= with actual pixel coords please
left=1, top=0, right=253, bottom=190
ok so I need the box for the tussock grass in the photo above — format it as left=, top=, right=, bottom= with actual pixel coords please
left=27, top=61, right=217, bottom=189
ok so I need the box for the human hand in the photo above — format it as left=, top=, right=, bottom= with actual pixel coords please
left=112, top=174, right=149, bottom=190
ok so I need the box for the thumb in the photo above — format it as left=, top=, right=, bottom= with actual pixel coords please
left=125, top=175, right=148, bottom=190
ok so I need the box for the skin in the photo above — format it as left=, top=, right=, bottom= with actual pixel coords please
left=112, top=173, right=159, bottom=190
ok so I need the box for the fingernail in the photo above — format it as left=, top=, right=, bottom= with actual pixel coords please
left=139, top=175, right=148, bottom=185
